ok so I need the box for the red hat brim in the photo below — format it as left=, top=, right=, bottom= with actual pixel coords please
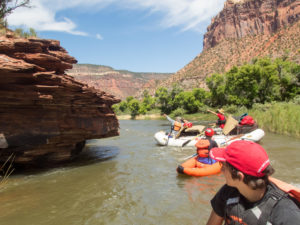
left=209, top=147, right=227, bottom=162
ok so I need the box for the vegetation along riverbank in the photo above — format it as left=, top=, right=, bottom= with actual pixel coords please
left=114, top=57, right=300, bottom=138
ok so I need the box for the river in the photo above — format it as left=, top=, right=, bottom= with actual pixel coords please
left=0, top=120, right=299, bottom=225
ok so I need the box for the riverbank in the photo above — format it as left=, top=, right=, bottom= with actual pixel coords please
left=249, top=102, right=300, bottom=138
left=117, top=113, right=162, bottom=120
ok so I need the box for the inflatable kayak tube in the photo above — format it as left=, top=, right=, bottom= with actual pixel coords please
left=179, top=157, right=222, bottom=177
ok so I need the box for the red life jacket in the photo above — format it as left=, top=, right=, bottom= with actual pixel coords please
left=217, top=113, right=226, bottom=126
left=239, top=115, right=255, bottom=125
left=183, top=122, right=193, bottom=128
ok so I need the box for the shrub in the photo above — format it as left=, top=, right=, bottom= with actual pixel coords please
left=291, top=95, right=300, bottom=105
left=171, top=108, right=186, bottom=117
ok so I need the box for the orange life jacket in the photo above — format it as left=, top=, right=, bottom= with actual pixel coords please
left=269, top=177, right=300, bottom=203
left=173, top=121, right=182, bottom=131
left=195, top=139, right=210, bottom=157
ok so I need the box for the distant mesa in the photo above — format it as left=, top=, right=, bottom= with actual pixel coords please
left=66, top=64, right=173, bottom=100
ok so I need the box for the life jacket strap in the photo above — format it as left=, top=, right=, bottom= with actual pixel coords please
left=257, top=186, right=285, bottom=225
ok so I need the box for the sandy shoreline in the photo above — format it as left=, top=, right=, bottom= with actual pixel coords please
left=117, top=114, right=162, bottom=120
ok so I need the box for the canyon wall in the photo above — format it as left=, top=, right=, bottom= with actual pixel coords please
left=204, top=0, right=300, bottom=50
left=0, top=32, right=120, bottom=166
left=151, top=0, right=300, bottom=92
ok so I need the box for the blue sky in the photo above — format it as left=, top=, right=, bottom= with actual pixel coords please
left=7, top=0, right=226, bottom=73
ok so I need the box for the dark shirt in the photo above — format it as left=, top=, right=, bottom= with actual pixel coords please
left=207, top=138, right=218, bottom=150
left=211, top=183, right=300, bottom=225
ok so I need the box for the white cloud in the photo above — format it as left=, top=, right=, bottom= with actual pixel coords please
left=7, top=0, right=88, bottom=36
left=96, top=34, right=103, bottom=40
left=122, top=0, right=226, bottom=31
left=7, top=0, right=226, bottom=35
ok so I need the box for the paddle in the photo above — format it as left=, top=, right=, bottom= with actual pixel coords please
left=222, top=115, right=239, bottom=135
left=181, top=131, right=204, bottom=147
left=166, top=126, right=173, bottom=145
left=181, top=153, right=197, bottom=161
left=220, top=133, right=244, bottom=146
left=175, top=126, right=185, bottom=139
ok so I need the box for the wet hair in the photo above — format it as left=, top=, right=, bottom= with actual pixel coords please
left=225, top=162, right=275, bottom=190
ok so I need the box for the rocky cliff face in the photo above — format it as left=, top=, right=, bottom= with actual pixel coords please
left=0, top=32, right=120, bottom=166
left=204, top=0, right=300, bottom=50
left=151, top=0, right=300, bottom=92
left=67, top=64, right=172, bottom=100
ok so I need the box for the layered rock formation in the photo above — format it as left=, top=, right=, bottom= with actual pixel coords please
left=67, top=64, right=172, bottom=100
left=148, top=0, right=300, bottom=93
left=0, top=32, right=120, bottom=166
left=204, top=0, right=300, bottom=50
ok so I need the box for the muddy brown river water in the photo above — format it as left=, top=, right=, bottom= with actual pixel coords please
left=0, top=120, right=299, bottom=225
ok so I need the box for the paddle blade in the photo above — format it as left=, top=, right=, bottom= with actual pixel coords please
left=223, top=115, right=238, bottom=135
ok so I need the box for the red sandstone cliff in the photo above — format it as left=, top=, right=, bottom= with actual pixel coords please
left=149, top=0, right=300, bottom=92
left=204, top=0, right=300, bottom=50
left=0, top=31, right=120, bottom=166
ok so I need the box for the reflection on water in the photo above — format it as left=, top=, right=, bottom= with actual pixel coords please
left=0, top=120, right=299, bottom=225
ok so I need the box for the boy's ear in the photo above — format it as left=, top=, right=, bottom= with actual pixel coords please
left=237, top=171, right=244, bottom=181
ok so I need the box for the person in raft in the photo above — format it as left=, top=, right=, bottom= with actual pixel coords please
left=176, top=128, right=219, bottom=174
left=194, top=128, right=218, bottom=165
left=207, top=108, right=226, bottom=129
left=163, top=114, right=191, bottom=137
left=206, top=140, right=300, bottom=225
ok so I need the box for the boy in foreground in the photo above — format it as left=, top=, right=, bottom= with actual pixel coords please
left=206, top=140, right=300, bottom=225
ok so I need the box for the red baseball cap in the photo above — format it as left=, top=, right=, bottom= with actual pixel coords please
left=209, top=140, right=270, bottom=177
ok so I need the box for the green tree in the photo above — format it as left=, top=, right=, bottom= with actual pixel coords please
left=155, top=87, right=172, bottom=114
left=170, top=83, right=183, bottom=100
left=206, top=73, right=226, bottom=107
left=141, top=90, right=156, bottom=111
left=173, top=91, right=202, bottom=113
left=118, top=101, right=127, bottom=112
left=225, top=64, right=261, bottom=107
left=112, top=104, right=120, bottom=114
left=255, top=58, right=280, bottom=103
left=173, top=92, right=185, bottom=110
left=192, top=88, right=209, bottom=105
left=206, top=57, right=300, bottom=108
left=128, top=99, right=140, bottom=119
left=182, top=92, right=201, bottom=113
left=274, top=58, right=300, bottom=101
left=0, top=0, right=30, bottom=25
left=126, top=96, right=134, bottom=103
